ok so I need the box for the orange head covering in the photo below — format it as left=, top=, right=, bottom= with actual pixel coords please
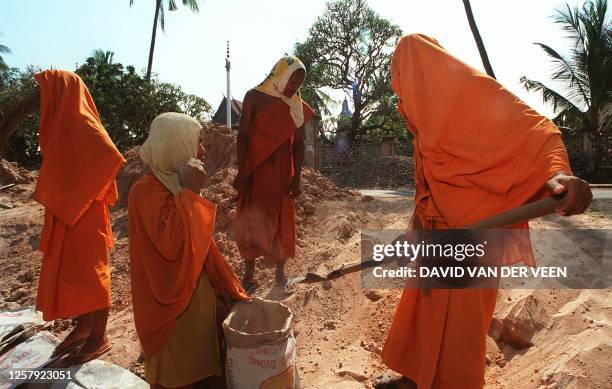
left=391, top=34, right=571, bottom=229
left=33, top=70, right=125, bottom=226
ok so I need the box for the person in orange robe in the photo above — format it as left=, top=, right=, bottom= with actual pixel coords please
left=233, top=56, right=315, bottom=291
left=129, top=112, right=249, bottom=388
left=33, top=70, right=125, bottom=365
left=374, top=34, right=592, bottom=389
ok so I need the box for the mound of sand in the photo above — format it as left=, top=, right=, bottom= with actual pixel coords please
left=112, top=122, right=358, bottom=262
left=0, top=123, right=610, bottom=388
left=114, top=122, right=358, bottom=231
left=0, top=159, right=34, bottom=186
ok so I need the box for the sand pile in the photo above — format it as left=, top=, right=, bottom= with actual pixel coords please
left=113, top=122, right=358, bottom=255
left=0, top=159, right=34, bottom=186
left=4, top=122, right=608, bottom=388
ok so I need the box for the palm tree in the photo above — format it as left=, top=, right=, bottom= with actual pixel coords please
left=129, top=0, right=200, bottom=80
left=91, top=49, right=115, bottom=66
left=0, top=33, right=11, bottom=91
left=521, top=0, right=611, bottom=179
left=0, top=34, right=11, bottom=72
left=462, top=0, right=496, bottom=79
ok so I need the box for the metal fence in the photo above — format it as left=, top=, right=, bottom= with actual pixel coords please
left=317, top=130, right=612, bottom=189
left=319, top=141, right=414, bottom=189
left=563, top=131, right=612, bottom=179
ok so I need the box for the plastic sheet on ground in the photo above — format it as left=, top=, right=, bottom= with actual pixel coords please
left=49, top=359, right=148, bottom=389
left=0, top=307, right=43, bottom=339
left=0, top=331, right=59, bottom=388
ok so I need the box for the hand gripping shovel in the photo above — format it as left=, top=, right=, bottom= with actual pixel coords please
left=286, top=193, right=567, bottom=287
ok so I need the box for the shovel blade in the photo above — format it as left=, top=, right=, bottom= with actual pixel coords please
left=286, top=272, right=327, bottom=287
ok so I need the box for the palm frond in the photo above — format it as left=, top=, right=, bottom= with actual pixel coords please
left=520, top=76, right=586, bottom=115
left=553, top=2, right=586, bottom=46
left=91, top=49, right=115, bottom=65
left=533, top=43, right=590, bottom=106
left=182, top=0, right=199, bottom=12
left=0, top=45, right=10, bottom=55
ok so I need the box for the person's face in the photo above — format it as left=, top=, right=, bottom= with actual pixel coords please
left=282, top=69, right=305, bottom=97
left=197, top=131, right=206, bottom=162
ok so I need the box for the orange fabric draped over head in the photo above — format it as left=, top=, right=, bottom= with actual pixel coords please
left=381, top=34, right=572, bottom=388
left=34, top=70, right=125, bottom=227
left=129, top=113, right=248, bottom=356
left=391, top=34, right=571, bottom=235
left=34, top=70, right=125, bottom=321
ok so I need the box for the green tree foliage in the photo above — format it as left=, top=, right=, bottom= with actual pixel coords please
left=0, top=67, right=40, bottom=166
left=520, top=0, right=611, bottom=177
left=360, top=74, right=411, bottom=143
left=294, top=0, right=405, bottom=143
left=0, top=33, right=12, bottom=89
left=0, top=51, right=212, bottom=167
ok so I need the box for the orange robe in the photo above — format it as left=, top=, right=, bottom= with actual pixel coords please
left=381, top=34, right=572, bottom=388
left=128, top=174, right=248, bottom=356
left=235, top=99, right=314, bottom=262
left=34, top=70, right=125, bottom=321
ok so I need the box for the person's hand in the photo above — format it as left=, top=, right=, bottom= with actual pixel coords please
left=287, top=177, right=301, bottom=198
left=180, top=158, right=207, bottom=194
left=232, top=172, right=247, bottom=192
left=545, top=172, right=592, bottom=216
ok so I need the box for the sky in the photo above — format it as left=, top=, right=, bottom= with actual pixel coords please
left=0, top=0, right=590, bottom=118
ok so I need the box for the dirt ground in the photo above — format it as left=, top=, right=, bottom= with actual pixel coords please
left=0, top=126, right=610, bottom=388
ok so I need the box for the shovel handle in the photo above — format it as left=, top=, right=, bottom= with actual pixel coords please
left=466, top=193, right=566, bottom=229
left=327, top=193, right=567, bottom=280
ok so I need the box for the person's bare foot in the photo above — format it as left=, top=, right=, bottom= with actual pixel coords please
left=51, top=314, right=93, bottom=357
left=373, top=373, right=416, bottom=389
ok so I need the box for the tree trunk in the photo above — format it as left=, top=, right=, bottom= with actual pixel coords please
left=349, top=99, right=363, bottom=143
left=0, top=88, right=39, bottom=158
left=146, top=0, right=162, bottom=81
left=462, top=0, right=496, bottom=79
left=581, top=131, right=598, bottom=180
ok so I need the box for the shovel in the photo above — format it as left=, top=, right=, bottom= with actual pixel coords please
left=287, top=193, right=567, bottom=287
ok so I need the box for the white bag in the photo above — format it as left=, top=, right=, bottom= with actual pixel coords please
left=223, top=297, right=298, bottom=389
left=0, top=331, right=59, bottom=389
left=50, top=359, right=148, bottom=389
left=0, top=307, right=43, bottom=339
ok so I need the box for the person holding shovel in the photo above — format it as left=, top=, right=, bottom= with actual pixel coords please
left=233, top=56, right=315, bottom=292
left=32, top=70, right=125, bottom=366
left=374, top=34, right=592, bottom=389
left=128, top=112, right=249, bottom=388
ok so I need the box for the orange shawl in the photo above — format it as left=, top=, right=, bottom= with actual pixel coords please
left=34, top=70, right=125, bottom=226
left=34, top=70, right=124, bottom=320
left=243, top=100, right=314, bottom=177
left=391, top=34, right=571, bottom=262
left=129, top=175, right=248, bottom=356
